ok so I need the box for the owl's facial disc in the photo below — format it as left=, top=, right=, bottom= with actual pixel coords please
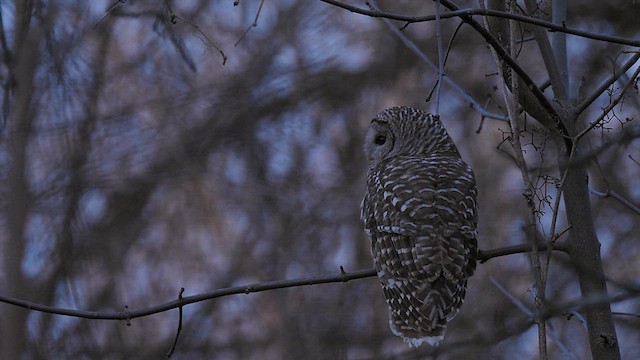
left=364, top=120, right=395, bottom=166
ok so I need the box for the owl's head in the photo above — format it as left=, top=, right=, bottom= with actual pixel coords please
left=364, top=106, right=459, bottom=168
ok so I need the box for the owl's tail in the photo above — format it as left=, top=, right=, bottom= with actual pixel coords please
left=402, top=334, right=444, bottom=348
left=388, top=315, right=446, bottom=347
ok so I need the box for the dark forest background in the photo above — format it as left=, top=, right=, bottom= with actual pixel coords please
left=0, top=1, right=638, bottom=359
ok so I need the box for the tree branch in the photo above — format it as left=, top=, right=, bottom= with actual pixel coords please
left=550, top=0, right=569, bottom=95
left=575, top=62, right=640, bottom=143
left=234, top=0, right=266, bottom=46
left=477, top=242, right=567, bottom=263
left=523, top=0, right=568, bottom=102
left=319, top=1, right=640, bottom=47
left=369, top=0, right=508, bottom=121
left=576, top=51, right=640, bottom=116
left=528, top=124, right=640, bottom=174
left=102, top=2, right=228, bottom=66
left=364, top=0, right=573, bottom=149
left=437, top=0, right=571, bottom=152
left=590, top=187, right=640, bottom=215
left=0, top=268, right=375, bottom=321
left=0, top=243, right=566, bottom=321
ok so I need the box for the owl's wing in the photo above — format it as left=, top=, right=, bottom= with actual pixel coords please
left=364, top=155, right=478, bottom=324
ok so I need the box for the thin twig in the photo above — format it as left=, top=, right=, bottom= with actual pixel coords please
left=550, top=0, right=568, bottom=95
left=433, top=0, right=445, bottom=114
left=568, top=311, right=589, bottom=331
left=444, top=21, right=465, bottom=67
left=93, top=0, right=127, bottom=30
left=589, top=188, right=640, bottom=215
left=166, top=288, right=185, bottom=358
left=235, top=0, right=265, bottom=46
left=426, top=20, right=465, bottom=104
left=489, top=277, right=534, bottom=317
left=576, top=52, right=640, bottom=115
left=163, top=0, right=227, bottom=65
left=546, top=325, right=579, bottom=360
left=611, top=312, right=640, bottom=319
left=542, top=179, right=564, bottom=286
left=542, top=289, right=640, bottom=322
left=104, top=2, right=227, bottom=65
left=367, top=0, right=508, bottom=121
left=527, top=125, right=640, bottom=173
left=575, top=63, right=640, bottom=143
left=439, top=0, right=571, bottom=152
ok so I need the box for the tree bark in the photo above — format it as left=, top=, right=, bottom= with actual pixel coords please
left=480, top=0, right=621, bottom=357
left=561, top=148, right=621, bottom=360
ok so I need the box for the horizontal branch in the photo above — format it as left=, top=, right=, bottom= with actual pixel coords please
left=320, top=1, right=640, bottom=47
left=0, top=268, right=376, bottom=321
left=477, top=241, right=567, bottom=263
left=0, top=242, right=567, bottom=321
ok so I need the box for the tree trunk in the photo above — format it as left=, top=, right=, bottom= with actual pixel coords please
left=561, top=151, right=621, bottom=360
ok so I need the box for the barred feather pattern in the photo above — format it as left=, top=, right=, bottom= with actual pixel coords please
left=361, top=107, right=478, bottom=347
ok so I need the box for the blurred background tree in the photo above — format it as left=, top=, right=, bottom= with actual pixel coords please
left=0, top=1, right=638, bottom=359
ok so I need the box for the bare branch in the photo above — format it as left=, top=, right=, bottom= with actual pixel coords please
left=576, top=51, right=640, bottom=115
left=93, top=0, right=127, bottom=30
left=235, top=0, right=266, bottom=46
left=0, top=268, right=375, bottom=321
left=0, top=243, right=567, bottom=321
left=528, top=125, right=640, bottom=173
left=590, top=188, right=640, bottom=215
left=542, top=288, right=640, bottom=322
left=320, top=1, right=640, bottom=47
left=477, top=242, right=567, bottom=263
left=166, top=288, right=185, bottom=358
left=437, top=0, right=571, bottom=152
left=551, top=0, right=569, bottom=94
left=575, top=63, right=640, bottom=143
left=162, top=0, right=227, bottom=65
left=98, top=1, right=228, bottom=66
left=489, top=277, right=534, bottom=317
left=492, top=275, right=581, bottom=360
left=368, top=0, right=508, bottom=121
left=433, top=0, right=445, bottom=114
left=523, top=0, right=568, bottom=101
left=612, top=312, right=640, bottom=319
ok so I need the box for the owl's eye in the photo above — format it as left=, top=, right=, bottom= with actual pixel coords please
left=374, top=135, right=387, bottom=145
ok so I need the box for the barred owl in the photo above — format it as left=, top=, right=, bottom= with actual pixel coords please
left=361, top=106, right=478, bottom=347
